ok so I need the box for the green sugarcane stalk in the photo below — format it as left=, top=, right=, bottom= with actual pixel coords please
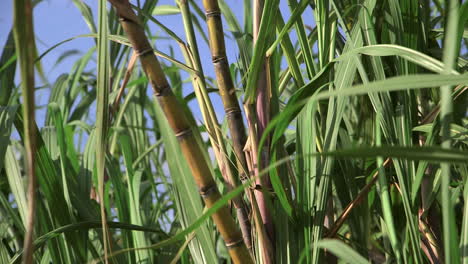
left=107, top=1, right=253, bottom=263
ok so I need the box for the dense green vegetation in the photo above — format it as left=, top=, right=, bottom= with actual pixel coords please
left=1, top=0, right=467, bottom=263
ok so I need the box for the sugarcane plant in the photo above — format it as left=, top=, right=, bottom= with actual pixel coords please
left=2, top=0, right=468, bottom=263
left=106, top=0, right=253, bottom=263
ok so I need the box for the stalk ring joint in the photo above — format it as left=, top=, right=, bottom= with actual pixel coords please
left=212, top=56, right=227, bottom=64
left=199, top=184, right=217, bottom=198
left=137, top=48, right=154, bottom=57
left=225, top=238, right=244, bottom=249
left=226, top=107, right=242, bottom=119
left=153, top=83, right=171, bottom=97
left=118, top=16, right=139, bottom=26
left=205, top=10, right=221, bottom=19
left=239, top=172, right=249, bottom=182
left=175, top=128, right=192, bottom=140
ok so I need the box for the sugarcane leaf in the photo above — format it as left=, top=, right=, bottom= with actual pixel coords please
left=0, top=106, right=18, bottom=172
left=336, top=44, right=458, bottom=74
left=96, top=0, right=111, bottom=258
left=244, top=0, right=280, bottom=103
left=259, top=62, right=333, bottom=153
left=72, top=0, right=97, bottom=34
left=0, top=30, right=16, bottom=106
left=35, top=34, right=198, bottom=75
left=153, top=102, right=217, bottom=263
left=153, top=5, right=180, bottom=15
left=9, top=221, right=165, bottom=263
left=307, top=239, right=369, bottom=264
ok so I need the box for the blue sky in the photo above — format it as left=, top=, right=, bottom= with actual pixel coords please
left=0, top=0, right=298, bottom=128
left=1, top=1, right=97, bottom=111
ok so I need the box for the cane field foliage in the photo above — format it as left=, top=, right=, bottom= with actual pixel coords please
left=1, top=0, right=468, bottom=263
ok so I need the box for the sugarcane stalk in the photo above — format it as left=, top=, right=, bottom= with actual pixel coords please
left=200, top=0, right=256, bottom=253
left=177, top=0, right=253, bottom=251
left=252, top=0, right=275, bottom=257
left=201, top=0, right=250, bottom=186
left=244, top=103, right=274, bottom=263
left=107, top=1, right=253, bottom=263
left=14, top=0, right=37, bottom=263
left=201, top=0, right=276, bottom=260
